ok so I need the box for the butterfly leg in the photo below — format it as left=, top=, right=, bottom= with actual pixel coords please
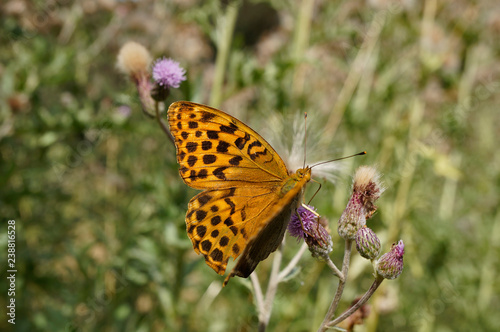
left=300, top=204, right=329, bottom=248
left=296, top=207, right=316, bottom=239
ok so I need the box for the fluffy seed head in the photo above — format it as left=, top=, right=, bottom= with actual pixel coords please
left=117, top=41, right=152, bottom=76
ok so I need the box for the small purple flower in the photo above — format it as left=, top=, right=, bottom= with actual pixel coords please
left=152, top=57, right=186, bottom=88
left=355, top=226, right=381, bottom=260
left=288, top=205, right=332, bottom=256
left=288, top=205, right=317, bottom=238
left=375, top=240, right=405, bottom=280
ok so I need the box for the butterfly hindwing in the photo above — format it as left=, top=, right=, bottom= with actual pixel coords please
left=186, top=184, right=287, bottom=275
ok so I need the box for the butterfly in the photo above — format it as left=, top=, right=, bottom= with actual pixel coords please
left=167, top=101, right=311, bottom=286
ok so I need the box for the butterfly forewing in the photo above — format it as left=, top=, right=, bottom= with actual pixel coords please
left=168, top=102, right=288, bottom=189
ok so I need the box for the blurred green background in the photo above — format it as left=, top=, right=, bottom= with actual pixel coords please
left=1, top=0, right=499, bottom=331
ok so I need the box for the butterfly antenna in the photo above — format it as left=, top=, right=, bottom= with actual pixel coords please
left=303, top=112, right=308, bottom=169
left=310, top=151, right=367, bottom=169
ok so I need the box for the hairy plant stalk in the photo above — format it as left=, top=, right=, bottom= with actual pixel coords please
left=278, top=242, right=308, bottom=281
left=326, top=278, right=383, bottom=328
left=317, top=239, right=353, bottom=332
left=258, top=243, right=284, bottom=332
left=155, top=102, right=174, bottom=144
left=324, top=255, right=343, bottom=280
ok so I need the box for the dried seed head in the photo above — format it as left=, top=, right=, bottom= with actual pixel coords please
left=338, top=166, right=384, bottom=239
left=352, top=166, right=385, bottom=219
left=116, top=41, right=152, bottom=76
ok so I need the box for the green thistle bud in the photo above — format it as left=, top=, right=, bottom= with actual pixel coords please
left=355, top=226, right=381, bottom=260
left=338, top=193, right=366, bottom=240
left=375, top=240, right=405, bottom=280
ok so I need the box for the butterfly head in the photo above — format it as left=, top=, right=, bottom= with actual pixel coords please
left=295, top=166, right=312, bottom=182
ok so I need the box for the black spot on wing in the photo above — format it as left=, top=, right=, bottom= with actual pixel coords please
left=201, top=240, right=212, bottom=252
left=210, top=248, right=223, bottom=262
left=213, top=167, right=228, bottom=180
left=197, top=169, right=208, bottom=179
left=187, top=155, right=197, bottom=167
left=186, top=142, right=197, bottom=153
left=224, top=198, right=236, bottom=215
left=211, top=216, right=221, bottom=226
left=220, top=124, right=237, bottom=134
left=200, top=111, right=217, bottom=122
left=198, top=194, right=212, bottom=206
left=229, top=156, right=243, bottom=165
left=201, top=141, right=212, bottom=150
left=196, top=210, right=207, bottom=221
left=235, top=133, right=251, bottom=150
left=207, top=131, right=219, bottom=139
left=196, top=225, right=207, bottom=237
left=216, top=141, right=230, bottom=153
left=203, top=154, right=217, bottom=165
left=219, top=236, right=229, bottom=247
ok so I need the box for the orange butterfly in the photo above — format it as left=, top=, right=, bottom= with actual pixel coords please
left=167, top=101, right=311, bottom=286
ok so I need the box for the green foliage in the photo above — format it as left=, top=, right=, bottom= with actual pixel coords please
left=1, top=1, right=499, bottom=331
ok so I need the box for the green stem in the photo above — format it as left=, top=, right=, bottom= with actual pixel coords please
left=317, top=239, right=352, bottom=332
left=209, top=1, right=240, bottom=107
left=327, top=278, right=384, bottom=328
left=155, top=102, right=175, bottom=145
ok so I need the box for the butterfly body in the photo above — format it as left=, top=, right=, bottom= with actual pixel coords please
left=167, top=101, right=311, bottom=285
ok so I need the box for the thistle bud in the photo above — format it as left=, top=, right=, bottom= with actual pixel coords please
left=355, top=226, right=381, bottom=260
left=375, top=240, right=404, bottom=280
left=288, top=205, right=333, bottom=256
left=338, top=166, right=384, bottom=239
left=353, top=166, right=384, bottom=219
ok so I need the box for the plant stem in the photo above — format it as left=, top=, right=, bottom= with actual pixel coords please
left=209, top=0, right=240, bottom=108
left=317, top=239, right=353, bottom=332
left=278, top=242, right=308, bottom=281
left=155, top=102, right=175, bottom=144
left=251, top=273, right=265, bottom=313
left=324, top=255, right=343, bottom=280
left=258, top=242, right=284, bottom=332
left=327, top=278, right=384, bottom=328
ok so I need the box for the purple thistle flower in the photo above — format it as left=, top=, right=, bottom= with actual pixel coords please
left=375, top=240, right=405, bottom=280
left=288, top=205, right=332, bottom=256
left=152, top=57, right=186, bottom=88
left=355, top=226, right=381, bottom=260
